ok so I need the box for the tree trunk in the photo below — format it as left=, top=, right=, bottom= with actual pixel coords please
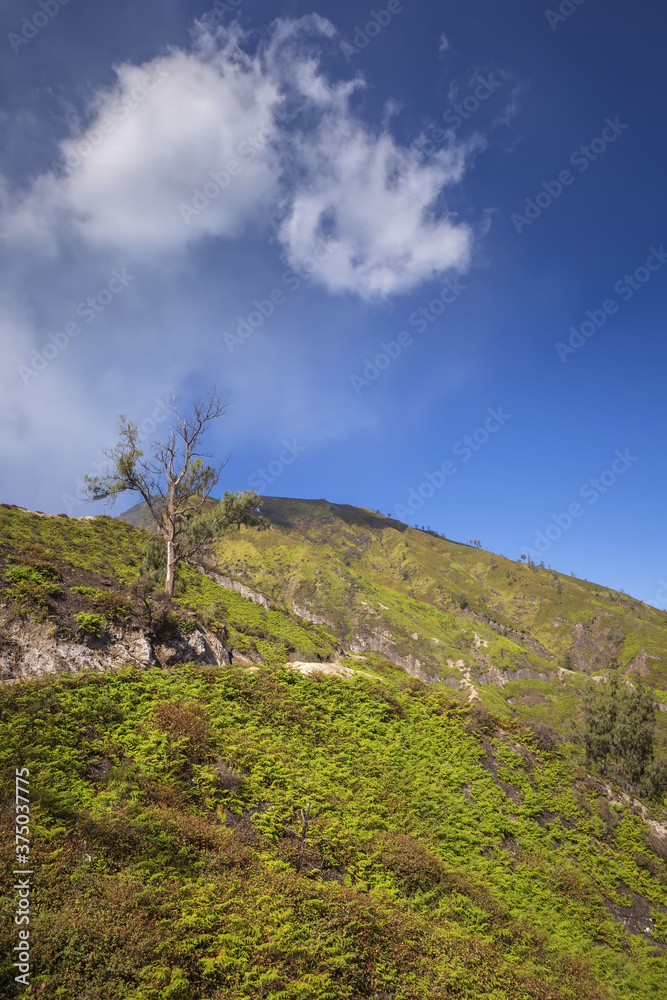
left=164, top=492, right=176, bottom=597
left=165, top=534, right=175, bottom=598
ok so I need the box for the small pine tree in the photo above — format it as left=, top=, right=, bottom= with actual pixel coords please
left=582, top=673, right=656, bottom=785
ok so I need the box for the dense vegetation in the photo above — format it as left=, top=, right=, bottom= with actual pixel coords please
left=582, top=676, right=667, bottom=795
left=188, top=497, right=667, bottom=746
left=1, top=659, right=666, bottom=999
left=1, top=500, right=666, bottom=998
left=0, top=504, right=337, bottom=666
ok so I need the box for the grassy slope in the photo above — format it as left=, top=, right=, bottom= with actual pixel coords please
left=0, top=503, right=666, bottom=997
left=118, top=494, right=667, bottom=693
left=1, top=661, right=667, bottom=999
left=0, top=504, right=340, bottom=668
left=188, top=498, right=667, bottom=739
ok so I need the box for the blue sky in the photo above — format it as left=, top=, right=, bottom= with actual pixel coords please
left=1, top=0, right=666, bottom=606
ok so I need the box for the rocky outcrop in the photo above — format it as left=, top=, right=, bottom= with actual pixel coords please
left=287, top=661, right=380, bottom=681
left=192, top=563, right=271, bottom=609
left=0, top=614, right=230, bottom=682
left=292, top=603, right=335, bottom=628
left=347, top=633, right=438, bottom=682
left=571, top=615, right=625, bottom=673
left=153, top=628, right=230, bottom=668
left=626, top=647, right=656, bottom=677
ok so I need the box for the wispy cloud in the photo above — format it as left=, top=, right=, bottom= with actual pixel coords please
left=0, top=14, right=483, bottom=512
left=1, top=17, right=475, bottom=300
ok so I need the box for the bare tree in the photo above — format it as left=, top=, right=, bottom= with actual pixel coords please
left=286, top=803, right=313, bottom=873
left=84, top=388, right=259, bottom=597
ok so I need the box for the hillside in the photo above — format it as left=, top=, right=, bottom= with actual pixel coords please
left=122, top=495, right=667, bottom=744
left=1, top=500, right=666, bottom=999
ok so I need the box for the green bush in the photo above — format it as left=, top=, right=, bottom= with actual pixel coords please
left=525, top=722, right=560, bottom=752
left=71, top=585, right=133, bottom=622
left=2, top=561, right=63, bottom=614
left=177, top=615, right=198, bottom=636
left=642, top=755, right=667, bottom=800
left=464, top=702, right=499, bottom=736
left=582, top=673, right=656, bottom=784
left=151, top=606, right=199, bottom=641
left=74, top=612, right=106, bottom=637
left=377, top=832, right=445, bottom=894
left=5, top=561, right=61, bottom=584
left=152, top=700, right=213, bottom=763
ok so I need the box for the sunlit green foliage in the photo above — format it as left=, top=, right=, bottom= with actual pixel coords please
left=74, top=611, right=106, bottom=637
left=2, top=561, right=62, bottom=616
left=0, top=663, right=665, bottom=999
left=0, top=505, right=335, bottom=664
left=1, top=500, right=667, bottom=997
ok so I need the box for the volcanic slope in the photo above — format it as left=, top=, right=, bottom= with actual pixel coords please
left=121, top=495, right=667, bottom=739
left=0, top=501, right=666, bottom=998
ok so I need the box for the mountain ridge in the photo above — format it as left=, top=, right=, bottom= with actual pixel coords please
left=1, top=499, right=667, bottom=998
left=125, top=495, right=667, bottom=736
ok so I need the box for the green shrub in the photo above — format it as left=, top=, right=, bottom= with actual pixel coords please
left=6, top=562, right=58, bottom=582
left=3, top=561, right=63, bottom=614
left=464, top=702, right=498, bottom=736
left=177, top=615, right=198, bottom=636
left=71, top=585, right=133, bottom=622
left=213, top=760, right=247, bottom=794
left=152, top=700, right=213, bottom=763
left=151, top=606, right=199, bottom=641
left=642, top=756, right=667, bottom=800
left=74, top=612, right=106, bottom=637
left=377, top=832, right=445, bottom=894
left=525, top=722, right=560, bottom=752
left=582, top=673, right=656, bottom=784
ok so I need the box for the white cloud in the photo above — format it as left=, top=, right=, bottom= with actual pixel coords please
left=68, top=52, right=280, bottom=253
left=439, top=33, right=450, bottom=53
left=0, top=303, right=107, bottom=501
left=1, top=18, right=475, bottom=299
left=278, top=107, right=473, bottom=300
left=4, top=35, right=282, bottom=257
